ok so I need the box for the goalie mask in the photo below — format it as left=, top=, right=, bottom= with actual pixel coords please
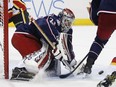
left=58, top=8, right=75, bottom=32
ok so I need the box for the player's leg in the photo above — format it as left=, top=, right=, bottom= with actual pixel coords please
left=11, top=33, right=51, bottom=80
left=84, top=13, right=116, bottom=74
left=11, top=33, right=61, bottom=80
left=84, top=36, right=108, bottom=74
left=11, top=33, right=42, bottom=57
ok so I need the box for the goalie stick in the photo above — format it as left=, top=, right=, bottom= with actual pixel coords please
left=32, top=19, right=73, bottom=72
left=59, top=53, right=88, bottom=78
left=32, top=19, right=55, bottom=49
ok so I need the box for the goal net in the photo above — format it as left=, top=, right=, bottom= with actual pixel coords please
left=0, top=0, right=9, bottom=79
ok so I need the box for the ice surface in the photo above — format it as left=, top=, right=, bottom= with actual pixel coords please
left=0, top=26, right=116, bottom=87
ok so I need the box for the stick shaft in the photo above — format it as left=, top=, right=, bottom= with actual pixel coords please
left=32, top=19, right=55, bottom=49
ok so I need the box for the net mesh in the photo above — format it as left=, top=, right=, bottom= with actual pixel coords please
left=0, top=0, right=3, bottom=26
left=0, top=0, right=4, bottom=78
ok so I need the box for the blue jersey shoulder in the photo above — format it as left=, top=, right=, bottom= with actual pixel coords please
left=90, top=0, right=116, bottom=25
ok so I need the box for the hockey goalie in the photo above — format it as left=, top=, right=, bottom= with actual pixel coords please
left=8, top=0, right=84, bottom=81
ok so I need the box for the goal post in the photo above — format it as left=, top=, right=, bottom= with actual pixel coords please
left=4, top=0, right=9, bottom=79
left=0, top=0, right=9, bottom=79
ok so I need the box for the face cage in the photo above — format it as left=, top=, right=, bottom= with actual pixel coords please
left=61, top=16, right=74, bottom=32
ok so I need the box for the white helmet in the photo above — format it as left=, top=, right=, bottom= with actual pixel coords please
left=58, top=8, right=75, bottom=32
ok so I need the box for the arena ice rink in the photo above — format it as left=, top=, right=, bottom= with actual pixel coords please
left=0, top=26, right=116, bottom=87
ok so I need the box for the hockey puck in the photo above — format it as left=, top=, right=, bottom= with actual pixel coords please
left=98, top=70, right=104, bottom=75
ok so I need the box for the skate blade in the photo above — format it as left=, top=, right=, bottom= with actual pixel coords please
left=10, top=77, right=31, bottom=81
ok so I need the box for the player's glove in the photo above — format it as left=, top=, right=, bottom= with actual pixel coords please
left=9, top=0, right=30, bottom=26
left=52, top=44, right=63, bottom=61
left=13, top=0, right=27, bottom=11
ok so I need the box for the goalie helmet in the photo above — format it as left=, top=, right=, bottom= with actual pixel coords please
left=58, top=8, right=75, bottom=32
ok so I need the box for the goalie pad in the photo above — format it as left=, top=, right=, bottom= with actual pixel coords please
left=58, top=33, right=71, bottom=61
left=45, top=58, right=61, bottom=76
left=17, top=39, right=52, bottom=74
left=57, top=33, right=77, bottom=71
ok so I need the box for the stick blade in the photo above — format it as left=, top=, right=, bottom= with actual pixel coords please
left=59, top=72, right=72, bottom=78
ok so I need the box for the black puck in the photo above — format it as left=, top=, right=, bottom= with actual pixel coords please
left=98, top=70, right=104, bottom=75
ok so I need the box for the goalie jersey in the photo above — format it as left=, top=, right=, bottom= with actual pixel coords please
left=90, top=0, right=116, bottom=25
left=15, top=14, right=75, bottom=59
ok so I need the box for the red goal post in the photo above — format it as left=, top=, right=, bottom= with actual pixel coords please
left=4, top=0, right=9, bottom=79
left=0, top=0, right=9, bottom=79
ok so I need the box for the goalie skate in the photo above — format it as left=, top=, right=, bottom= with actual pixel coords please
left=10, top=67, right=35, bottom=81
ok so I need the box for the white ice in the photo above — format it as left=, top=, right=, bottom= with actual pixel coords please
left=0, top=26, right=116, bottom=87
